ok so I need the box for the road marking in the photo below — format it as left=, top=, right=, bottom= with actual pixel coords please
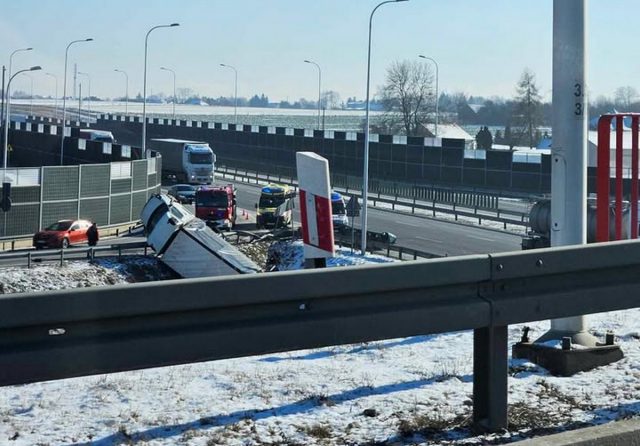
left=466, top=234, right=495, bottom=242
left=415, top=235, right=443, bottom=244
left=394, top=220, right=422, bottom=227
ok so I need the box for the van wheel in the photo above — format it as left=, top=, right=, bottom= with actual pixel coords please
left=61, top=238, right=70, bottom=249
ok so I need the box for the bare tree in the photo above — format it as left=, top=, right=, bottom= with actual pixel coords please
left=321, top=90, right=341, bottom=110
left=513, top=68, right=542, bottom=149
left=614, top=86, right=639, bottom=110
left=379, top=60, right=435, bottom=136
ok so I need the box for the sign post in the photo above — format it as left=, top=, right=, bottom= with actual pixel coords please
left=296, top=152, right=334, bottom=268
left=346, top=196, right=361, bottom=253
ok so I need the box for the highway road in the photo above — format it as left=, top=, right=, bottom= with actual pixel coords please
left=214, top=181, right=522, bottom=257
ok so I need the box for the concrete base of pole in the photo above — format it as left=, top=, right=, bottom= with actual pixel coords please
left=513, top=341, right=623, bottom=377
left=514, top=327, right=622, bottom=376
left=304, top=258, right=326, bottom=269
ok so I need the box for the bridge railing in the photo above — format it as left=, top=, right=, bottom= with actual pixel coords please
left=2, top=239, right=640, bottom=431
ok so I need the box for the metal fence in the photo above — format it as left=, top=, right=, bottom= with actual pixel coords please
left=0, top=157, right=161, bottom=238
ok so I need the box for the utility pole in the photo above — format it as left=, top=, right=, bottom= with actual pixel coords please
left=0, top=66, right=5, bottom=153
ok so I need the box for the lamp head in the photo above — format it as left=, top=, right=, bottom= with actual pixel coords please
left=170, top=23, right=180, bottom=27
left=25, top=47, right=33, bottom=51
left=85, top=38, right=94, bottom=42
left=395, top=0, right=409, bottom=2
left=220, top=63, right=226, bottom=67
left=304, top=60, right=311, bottom=63
left=30, top=66, right=42, bottom=71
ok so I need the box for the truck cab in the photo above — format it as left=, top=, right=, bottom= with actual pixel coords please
left=331, top=191, right=348, bottom=229
left=195, top=184, right=237, bottom=230
left=256, top=184, right=295, bottom=229
left=140, top=194, right=194, bottom=254
left=149, top=138, right=216, bottom=184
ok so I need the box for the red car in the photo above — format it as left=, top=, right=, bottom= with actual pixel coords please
left=33, top=219, right=92, bottom=249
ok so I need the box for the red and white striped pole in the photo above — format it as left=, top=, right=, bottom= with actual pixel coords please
left=296, top=152, right=335, bottom=268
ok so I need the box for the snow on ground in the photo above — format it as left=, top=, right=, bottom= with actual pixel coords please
left=0, top=249, right=639, bottom=445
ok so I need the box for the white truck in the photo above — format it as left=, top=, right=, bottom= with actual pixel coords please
left=140, top=194, right=260, bottom=278
left=149, top=138, right=215, bottom=184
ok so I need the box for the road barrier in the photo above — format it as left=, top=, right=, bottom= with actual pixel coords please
left=2, top=239, right=640, bottom=432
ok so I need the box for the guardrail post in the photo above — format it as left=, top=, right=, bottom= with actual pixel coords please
left=473, top=325, right=508, bottom=431
left=27, top=252, right=31, bottom=268
left=118, top=245, right=122, bottom=262
left=412, top=185, right=417, bottom=214
left=60, top=249, right=64, bottom=267
left=453, top=203, right=457, bottom=221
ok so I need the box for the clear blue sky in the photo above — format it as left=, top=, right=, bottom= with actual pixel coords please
left=1, top=0, right=638, bottom=103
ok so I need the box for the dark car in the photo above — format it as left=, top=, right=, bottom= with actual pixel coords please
left=33, top=219, right=92, bottom=249
left=168, top=184, right=197, bottom=204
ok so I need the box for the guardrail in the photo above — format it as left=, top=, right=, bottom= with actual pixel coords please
left=0, top=241, right=149, bottom=267
left=217, top=165, right=531, bottom=230
left=2, top=239, right=640, bottom=431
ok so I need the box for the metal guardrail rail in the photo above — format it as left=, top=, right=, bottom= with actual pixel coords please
left=0, top=241, right=149, bottom=267
left=217, top=165, right=531, bottom=230
left=2, top=239, right=640, bottom=432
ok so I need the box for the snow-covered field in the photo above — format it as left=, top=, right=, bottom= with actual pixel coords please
left=0, top=247, right=639, bottom=445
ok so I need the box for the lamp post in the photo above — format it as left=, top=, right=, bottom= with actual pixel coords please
left=159, top=66, right=176, bottom=120
left=21, top=73, right=34, bottom=116
left=114, top=69, right=129, bottom=115
left=2, top=47, right=32, bottom=141
left=77, top=71, right=91, bottom=116
left=142, top=23, right=180, bottom=156
left=60, top=38, right=93, bottom=166
left=419, top=55, right=439, bottom=137
left=4, top=66, right=41, bottom=173
left=361, top=0, right=408, bottom=254
left=44, top=72, right=58, bottom=119
left=304, top=59, right=322, bottom=130
left=219, top=63, right=238, bottom=125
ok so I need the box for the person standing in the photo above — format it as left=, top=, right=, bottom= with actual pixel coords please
left=87, top=222, right=99, bottom=246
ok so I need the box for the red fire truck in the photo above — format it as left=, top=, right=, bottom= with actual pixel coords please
left=195, top=184, right=237, bottom=230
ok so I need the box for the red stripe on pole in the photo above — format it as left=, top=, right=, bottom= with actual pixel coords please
left=616, top=116, right=624, bottom=240
left=633, top=116, right=639, bottom=239
left=597, top=116, right=612, bottom=242
left=299, top=189, right=310, bottom=245
left=314, top=195, right=334, bottom=252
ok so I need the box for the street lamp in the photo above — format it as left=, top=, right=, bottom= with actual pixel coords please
left=4, top=66, right=41, bottom=173
left=142, top=23, right=180, bottom=156
left=220, top=63, right=238, bottom=125
left=304, top=59, right=322, bottom=131
left=419, top=55, right=439, bottom=137
left=44, top=73, right=58, bottom=119
left=361, top=0, right=408, bottom=254
left=60, top=38, right=93, bottom=166
left=21, top=73, right=34, bottom=116
left=78, top=71, right=91, bottom=118
left=2, top=47, right=32, bottom=143
left=114, top=69, right=129, bottom=115
left=160, top=66, right=176, bottom=120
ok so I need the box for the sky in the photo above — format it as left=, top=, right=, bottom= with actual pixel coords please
left=0, top=0, right=638, bottom=103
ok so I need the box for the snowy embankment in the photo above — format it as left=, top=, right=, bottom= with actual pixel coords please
left=0, top=246, right=639, bottom=445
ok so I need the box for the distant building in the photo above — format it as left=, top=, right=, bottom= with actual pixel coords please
left=420, top=123, right=475, bottom=148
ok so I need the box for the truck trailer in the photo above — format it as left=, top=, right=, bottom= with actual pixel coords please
left=149, top=138, right=215, bottom=184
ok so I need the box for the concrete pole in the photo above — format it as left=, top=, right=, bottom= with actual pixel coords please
left=539, top=0, right=596, bottom=346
